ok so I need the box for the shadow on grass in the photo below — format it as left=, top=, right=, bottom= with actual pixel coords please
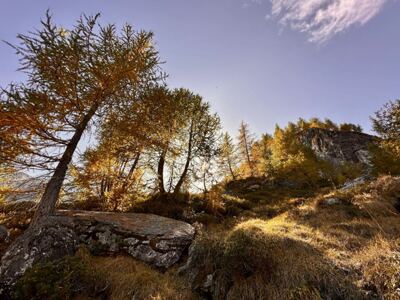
left=184, top=219, right=369, bottom=300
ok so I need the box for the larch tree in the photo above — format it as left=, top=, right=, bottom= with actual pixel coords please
left=251, top=133, right=273, bottom=177
left=370, top=100, right=400, bottom=175
left=173, top=92, right=220, bottom=194
left=73, top=85, right=175, bottom=209
left=153, top=88, right=187, bottom=194
left=323, top=118, right=339, bottom=131
left=218, top=132, right=239, bottom=180
left=152, top=88, right=220, bottom=195
left=371, top=100, right=400, bottom=140
left=338, top=123, right=363, bottom=132
left=0, top=12, right=162, bottom=225
left=237, top=121, right=255, bottom=177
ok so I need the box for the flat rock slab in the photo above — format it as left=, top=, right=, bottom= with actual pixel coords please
left=0, top=211, right=195, bottom=295
left=57, top=210, right=194, bottom=239
left=56, top=210, right=195, bottom=268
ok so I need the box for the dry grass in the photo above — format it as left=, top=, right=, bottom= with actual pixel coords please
left=353, top=237, right=400, bottom=299
left=100, top=175, right=399, bottom=299
left=225, top=218, right=361, bottom=299
left=183, top=175, right=400, bottom=299
left=73, top=248, right=197, bottom=300
left=184, top=217, right=362, bottom=299
left=6, top=176, right=400, bottom=299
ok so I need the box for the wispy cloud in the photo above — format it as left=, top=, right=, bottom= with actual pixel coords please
left=268, top=0, right=388, bottom=43
left=243, top=0, right=262, bottom=8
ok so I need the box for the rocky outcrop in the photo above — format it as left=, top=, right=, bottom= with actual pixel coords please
left=300, top=128, right=377, bottom=165
left=0, top=211, right=195, bottom=295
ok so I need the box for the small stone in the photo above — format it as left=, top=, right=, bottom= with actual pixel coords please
left=203, top=274, right=213, bottom=290
left=341, top=176, right=367, bottom=190
left=124, top=237, right=140, bottom=246
left=248, top=184, right=260, bottom=191
left=324, top=198, right=341, bottom=205
left=155, top=240, right=170, bottom=251
left=0, top=225, right=9, bottom=242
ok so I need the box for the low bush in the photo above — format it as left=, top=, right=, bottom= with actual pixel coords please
left=62, top=195, right=106, bottom=211
left=128, top=193, right=190, bottom=220
left=369, top=141, right=400, bottom=176
left=13, top=247, right=196, bottom=300
left=369, top=175, right=400, bottom=200
left=12, top=249, right=107, bottom=300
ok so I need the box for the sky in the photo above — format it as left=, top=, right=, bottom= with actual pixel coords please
left=1, top=0, right=399, bottom=137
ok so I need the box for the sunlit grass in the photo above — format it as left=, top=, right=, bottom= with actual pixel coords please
left=6, top=175, right=400, bottom=299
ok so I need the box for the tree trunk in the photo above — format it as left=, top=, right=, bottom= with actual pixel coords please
left=243, top=132, right=254, bottom=176
left=227, top=158, right=236, bottom=180
left=202, top=172, right=208, bottom=195
left=127, top=152, right=141, bottom=181
left=174, top=122, right=194, bottom=194
left=30, top=102, right=99, bottom=226
left=100, top=176, right=106, bottom=201
left=157, top=149, right=167, bottom=194
left=120, top=152, right=140, bottom=194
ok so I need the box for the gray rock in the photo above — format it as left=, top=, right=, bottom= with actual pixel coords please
left=300, top=128, right=377, bottom=165
left=0, top=219, right=78, bottom=295
left=202, top=274, right=213, bottom=292
left=277, top=180, right=301, bottom=189
left=0, top=225, right=8, bottom=242
left=124, top=237, right=140, bottom=246
left=341, top=176, right=368, bottom=190
left=248, top=184, right=261, bottom=191
left=0, top=211, right=195, bottom=296
left=323, top=198, right=341, bottom=205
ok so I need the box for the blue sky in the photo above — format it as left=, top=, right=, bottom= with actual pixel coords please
left=1, top=0, right=399, bottom=137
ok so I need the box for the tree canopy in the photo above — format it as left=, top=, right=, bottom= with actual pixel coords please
left=0, top=12, right=163, bottom=224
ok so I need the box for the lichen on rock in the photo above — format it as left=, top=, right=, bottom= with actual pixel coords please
left=0, top=211, right=195, bottom=296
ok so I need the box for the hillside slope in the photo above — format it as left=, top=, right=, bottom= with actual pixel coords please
left=3, top=175, right=399, bottom=299
left=181, top=175, right=400, bottom=299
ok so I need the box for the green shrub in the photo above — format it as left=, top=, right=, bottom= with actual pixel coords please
left=64, top=195, right=106, bottom=211
left=12, top=251, right=107, bottom=300
left=370, top=142, right=400, bottom=176
left=128, top=192, right=189, bottom=220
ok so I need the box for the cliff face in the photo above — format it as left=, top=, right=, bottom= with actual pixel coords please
left=300, top=128, right=377, bottom=165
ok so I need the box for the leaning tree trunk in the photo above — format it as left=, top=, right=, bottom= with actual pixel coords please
left=157, top=149, right=167, bottom=194
left=0, top=102, right=100, bottom=295
left=120, top=152, right=141, bottom=192
left=228, top=159, right=236, bottom=180
left=30, top=102, right=99, bottom=226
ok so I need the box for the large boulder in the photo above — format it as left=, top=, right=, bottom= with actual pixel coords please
left=0, top=211, right=195, bottom=295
